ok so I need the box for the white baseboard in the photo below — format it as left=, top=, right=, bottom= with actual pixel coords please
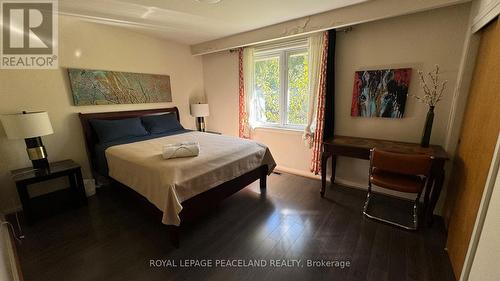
left=333, top=178, right=367, bottom=190
left=274, top=165, right=320, bottom=180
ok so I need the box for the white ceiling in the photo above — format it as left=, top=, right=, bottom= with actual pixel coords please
left=59, top=0, right=369, bottom=45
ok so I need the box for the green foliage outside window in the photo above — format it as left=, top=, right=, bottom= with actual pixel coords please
left=287, top=54, right=309, bottom=125
left=254, top=52, right=309, bottom=127
left=254, top=57, right=280, bottom=123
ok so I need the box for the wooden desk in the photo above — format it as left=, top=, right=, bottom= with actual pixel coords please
left=321, top=135, right=449, bottom=226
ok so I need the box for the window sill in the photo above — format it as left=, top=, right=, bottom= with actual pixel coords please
left=253, top=125, right=304, bottom=134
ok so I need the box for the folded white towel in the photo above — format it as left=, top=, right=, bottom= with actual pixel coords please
left=162, top=141, right=200, bottom=159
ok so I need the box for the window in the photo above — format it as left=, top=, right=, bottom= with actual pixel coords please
left=252, top=40, right=309, bottom=130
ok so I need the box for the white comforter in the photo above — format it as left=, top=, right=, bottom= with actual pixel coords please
left=105, top=131, right=276, bottom=225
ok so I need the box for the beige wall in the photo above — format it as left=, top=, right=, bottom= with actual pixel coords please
left=203, top=4, right=470, bottom=196
left=334, top=4, right=469, bottom=190
left=202, top=51, right=239, bottom=136
left=0, top=16, right=205, bottom=212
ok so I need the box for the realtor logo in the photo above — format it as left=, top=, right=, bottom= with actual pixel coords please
left=1, top=0, right=58, bottom=69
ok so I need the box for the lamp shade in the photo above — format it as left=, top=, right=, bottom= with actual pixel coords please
left=190, top=103, right=210, bottom=117
left=0, top=111, right=54, bottom=139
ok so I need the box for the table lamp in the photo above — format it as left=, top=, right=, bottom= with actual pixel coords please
left=1, top=111, right=54, bottom=170
left=190, top=103, right=209, bottom=132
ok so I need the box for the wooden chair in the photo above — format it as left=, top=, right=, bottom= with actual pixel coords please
left=363, top=148, right=433, bottom=230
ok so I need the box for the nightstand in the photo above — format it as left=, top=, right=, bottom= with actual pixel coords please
left=10, top=159, right=88, bottom=224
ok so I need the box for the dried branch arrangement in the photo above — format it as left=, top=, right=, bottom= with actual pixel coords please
left=414, top=64, right=448, bottom=107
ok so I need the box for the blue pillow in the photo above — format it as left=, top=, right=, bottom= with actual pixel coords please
left=141, top=113, right=183, bottom=134
left=90, top=117, right=149, bottom=143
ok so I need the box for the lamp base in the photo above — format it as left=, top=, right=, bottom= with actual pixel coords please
left=25, top=137, right=49, bottom=170
left=197, top=117, right=206, bottom=132
left=31, top=157, right=49, bottom=170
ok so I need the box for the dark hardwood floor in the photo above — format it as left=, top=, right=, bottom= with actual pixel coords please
left=10, top=173, right=455, bottom=281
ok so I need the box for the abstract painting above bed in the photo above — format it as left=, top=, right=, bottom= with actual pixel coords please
left=351, top=68, right=411, bottom=118
left=68, top=68, right=172, bottom=105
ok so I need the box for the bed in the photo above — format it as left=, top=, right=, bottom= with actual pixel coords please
left=78, top=107, right=276, bottom=247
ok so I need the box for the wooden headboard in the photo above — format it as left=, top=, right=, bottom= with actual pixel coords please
left=78, top=107, right=180, bottom=180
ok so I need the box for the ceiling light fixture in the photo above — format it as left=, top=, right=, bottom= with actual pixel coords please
left=195, top=0, right=222, bottom=4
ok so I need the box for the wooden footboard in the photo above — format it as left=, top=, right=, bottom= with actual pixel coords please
left=111, top=165, right=268, bottom=248
left=170, top=165, right=268, bottom=247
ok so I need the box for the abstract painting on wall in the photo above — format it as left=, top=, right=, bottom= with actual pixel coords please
left=68, top=68, right=172, bottom=106
left=351, top=68, right=411, bottom=118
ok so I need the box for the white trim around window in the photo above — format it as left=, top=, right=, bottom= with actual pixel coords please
left=251, top=39, right=310, bottom=131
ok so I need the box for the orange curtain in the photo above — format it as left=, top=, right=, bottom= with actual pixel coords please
left=310, top=33, right=329, bottom=174
left=238, top=48, right=250, bottom=139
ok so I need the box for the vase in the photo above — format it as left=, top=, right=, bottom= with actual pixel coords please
left=421, top=106, right=435, bottom=147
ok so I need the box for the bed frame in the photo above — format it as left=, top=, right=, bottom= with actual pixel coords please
left=78, top=107, right=268, bottom=247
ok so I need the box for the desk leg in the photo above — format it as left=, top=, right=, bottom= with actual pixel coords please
left=68, top=172, right=78, bottom=203
left=330, top=155, right=337, bottom=184
left=75, top=169, right=88, bottom=205
left=427, top=168, right=445, bottom=226
left=16, top=183, right=34, bottom=225
left=321, top=152, right=329, bottom=197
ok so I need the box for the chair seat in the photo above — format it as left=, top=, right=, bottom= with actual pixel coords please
left=370, top=169, right=425, bottom=193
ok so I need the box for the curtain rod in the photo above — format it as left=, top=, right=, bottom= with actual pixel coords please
left=228, top=26, right=353, bottom=53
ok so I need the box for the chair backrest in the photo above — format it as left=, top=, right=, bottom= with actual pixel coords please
left=370, top=148, right=433, bottom=176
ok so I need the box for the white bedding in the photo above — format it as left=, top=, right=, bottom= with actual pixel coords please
left=105, top=131, right=276, bottom=225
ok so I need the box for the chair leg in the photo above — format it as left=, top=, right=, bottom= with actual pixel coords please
left=413, top=192, right=422, bottom=230
left=363, top=182, right=372, bottom=216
